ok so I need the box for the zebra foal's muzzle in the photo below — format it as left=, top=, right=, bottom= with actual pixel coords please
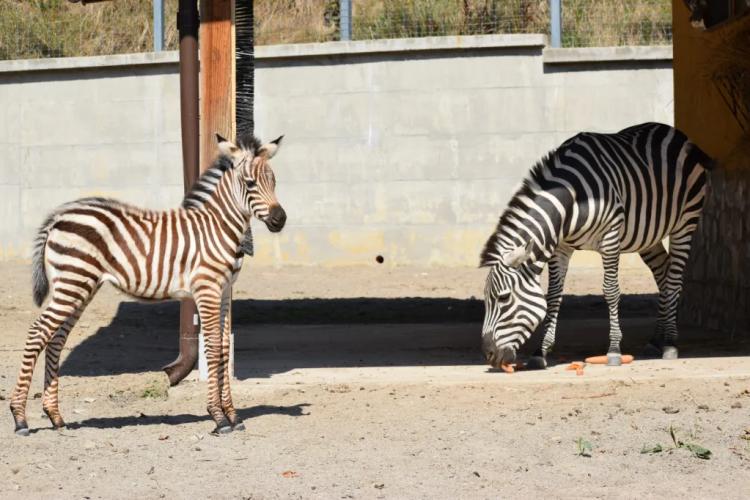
left=264, top=204, right=287, bottom=233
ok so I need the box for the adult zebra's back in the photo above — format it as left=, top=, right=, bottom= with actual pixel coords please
left=480, top=122, right=713, bottom=370
left=10, top=133, right=286, bottom=436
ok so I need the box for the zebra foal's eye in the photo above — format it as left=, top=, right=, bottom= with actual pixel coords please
left=245, top=179, right=256, bottom=188
left=497, top=290, right=511, bottom=301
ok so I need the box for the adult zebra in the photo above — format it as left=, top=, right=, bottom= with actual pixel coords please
left=480, top=122, right=713, bottom=370
left=9, top=133, right=286, bottom=436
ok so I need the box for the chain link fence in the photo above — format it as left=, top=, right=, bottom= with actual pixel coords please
left=0, top=0, right=672, bottom=61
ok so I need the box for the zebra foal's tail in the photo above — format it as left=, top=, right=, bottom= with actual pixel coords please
left=31, top=211, right=58, bottom=307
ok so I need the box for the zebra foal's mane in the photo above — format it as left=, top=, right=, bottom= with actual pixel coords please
left=181, top=133, right=263, bottom=209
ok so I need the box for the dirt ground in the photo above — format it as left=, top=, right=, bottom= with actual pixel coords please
left=1, top=261, right=749, bottom=499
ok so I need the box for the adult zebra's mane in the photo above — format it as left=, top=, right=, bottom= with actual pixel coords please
left=181, top=133, right=263, bottom=209
left=479, top=152, right=555, bottom=267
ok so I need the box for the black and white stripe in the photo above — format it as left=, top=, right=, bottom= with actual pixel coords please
left=10, top=133, right=286, bottom=436
left=480, top=122, right=713, bottom=368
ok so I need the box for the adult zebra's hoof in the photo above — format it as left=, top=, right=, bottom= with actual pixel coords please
left=643, top=343, right=663, bottom=358
left=662, top=346, right=679, bottom=360
left=14, top=425, right=30, bottom=437
left=607, top=353, right=622, bottom=366
left=525, top=356, right=547, bottom=370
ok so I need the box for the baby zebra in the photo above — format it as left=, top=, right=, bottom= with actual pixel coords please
left=10, top=133, right=286, bottom=435
left=480, top=122, right=712, bottom=369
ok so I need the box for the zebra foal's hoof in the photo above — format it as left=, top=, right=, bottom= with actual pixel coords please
left=15, top=425, right=30, bottom=437
left=606, top=353, right=622, bottom=366
left=662, top=346, right=679, bottom=360
left=232, top=421, right=246, bottom=431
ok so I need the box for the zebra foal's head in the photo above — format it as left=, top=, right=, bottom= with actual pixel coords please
left=217, top=133, right=287, bottom=233
left=480, top=240, right=547, bottom=369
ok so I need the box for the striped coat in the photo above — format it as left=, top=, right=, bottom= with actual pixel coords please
left=480, top=123, right=713, bottom=369
left=10, top=134, right=286, bottom=435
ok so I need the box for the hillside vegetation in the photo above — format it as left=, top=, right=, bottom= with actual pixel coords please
left=0, top=0, right=671, bottom=60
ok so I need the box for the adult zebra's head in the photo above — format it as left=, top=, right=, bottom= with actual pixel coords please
left=217, top=134, right=287, bottom=233
left=480, top=240, right=547, bottom=369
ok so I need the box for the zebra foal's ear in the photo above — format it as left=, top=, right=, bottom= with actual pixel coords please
left=258, top=135, right=284, bottom=160
left=502, top=240, right=534, bottom=269
left=216, top=133, right=240, bottom=157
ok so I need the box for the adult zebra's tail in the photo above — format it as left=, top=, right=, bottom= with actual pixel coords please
left=31, top=211, right=57, bottom=307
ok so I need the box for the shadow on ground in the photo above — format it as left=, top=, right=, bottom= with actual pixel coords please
left=60, top=295, right=750, bottom=380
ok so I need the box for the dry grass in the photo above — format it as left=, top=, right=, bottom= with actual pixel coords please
left=0, top=0, right=671, bottom=60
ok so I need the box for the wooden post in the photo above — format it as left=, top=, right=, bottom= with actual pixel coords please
left=198, top=0, right=236, bottom=379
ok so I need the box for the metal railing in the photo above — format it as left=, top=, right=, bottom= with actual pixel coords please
left=0, top=0, right=672, bottom=61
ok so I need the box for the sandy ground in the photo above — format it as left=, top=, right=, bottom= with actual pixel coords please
left=1, top=261, right=749, bottom=499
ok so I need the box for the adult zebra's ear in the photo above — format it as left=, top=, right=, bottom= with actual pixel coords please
left=258, top=135, right=284, bottom=160
left=502, top=240, right=534, bottom=269
left=216, top=134, right=240, bottom=158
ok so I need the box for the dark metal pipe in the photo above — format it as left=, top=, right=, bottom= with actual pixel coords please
left=163, top=0, right=200, bottom=386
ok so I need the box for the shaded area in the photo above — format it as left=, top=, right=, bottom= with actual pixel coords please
left=60, top=294, right=749, bottom=380
left=29, top=403, right=310, bottom=434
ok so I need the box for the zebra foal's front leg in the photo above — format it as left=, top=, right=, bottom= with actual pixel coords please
left=529, top=250, right=571, bottom=369
left=195, top=287, right=233, bottom=434
left=600, top=228, right=624, bottom=366
left=219, top=283, right=243, bottom=430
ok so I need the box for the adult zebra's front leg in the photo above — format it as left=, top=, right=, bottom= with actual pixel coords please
left=529, top=250, right=572, bottom=369
left=600, top=227, right=625, bottom=366
left=194, top=286, right=233, bottom=434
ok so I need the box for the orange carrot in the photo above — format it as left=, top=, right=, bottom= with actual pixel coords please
left=501, top=363, right=515, bottom=373
left=566, top=362, right=585, bottom=371
left=584, top=354, right=634, bottom=364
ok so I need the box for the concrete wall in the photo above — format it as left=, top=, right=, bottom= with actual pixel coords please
left=0, top=36, right=673, bottom=268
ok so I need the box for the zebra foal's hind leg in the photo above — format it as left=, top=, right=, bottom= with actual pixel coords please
left=528, top=250, right=572, bottom=369
left=10, top=285, right=91, bottom=435
left=639, top=242, right=670, bottom=356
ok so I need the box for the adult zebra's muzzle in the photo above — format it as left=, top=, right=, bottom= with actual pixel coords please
left=482, top=334, right=517, bottom=369
left=265, top=205, right=287, bottom=233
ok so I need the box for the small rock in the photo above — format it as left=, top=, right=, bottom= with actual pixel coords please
left=731, top=402, right=742, bottom=409
left=0, top=395, right=5, bottom=401
left=83, top=397, right=96, bottom=404
left=73, top=408, right=85, bottom=415
left=662, top=406, right=679, bottom=414
left=158, top=435, right=169, bottom=441
left=697, top=404, right=709, bottom=410
left=147, top=466, right=155, bottom=475
left=33, top=392, right=42, bottom=399
left=373, top=483, right=385, bottom=489
left=11, top=467, right=20, bottom=475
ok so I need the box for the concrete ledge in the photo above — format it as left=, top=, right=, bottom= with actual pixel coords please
left=0, top=34, right=547, bottom=73
left=255, top=34, right=547, bottom=59
left=543, top=45, right=672, bottom=64
left=0, top=51, right=179, bottom=74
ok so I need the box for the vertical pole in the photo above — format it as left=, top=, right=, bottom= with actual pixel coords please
left=163, top=0, right=200, bottom=386
left=199, top=0, right=235, bottom=380
left=340, top=0, right=352, bottom=41
left=550, top=0, right=562, bottom=47
left=153, top=0, right=165, bottom=51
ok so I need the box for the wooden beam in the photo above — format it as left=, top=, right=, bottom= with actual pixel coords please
left=199, top=0, right=236, bottom=379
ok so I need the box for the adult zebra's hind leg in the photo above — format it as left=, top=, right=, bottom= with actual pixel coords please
left=639, top=242, right=670, bottom=356
left=528, top=250, right=572, bottom=370
left=600, top=228, right=624, bottom=366
left=658, top=224, right=699, bottom=360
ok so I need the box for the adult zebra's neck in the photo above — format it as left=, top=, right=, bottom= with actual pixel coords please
left=480, top=154, right=566, bottom=268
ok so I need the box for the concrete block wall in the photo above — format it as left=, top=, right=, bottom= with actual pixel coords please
left=0, top=36, right=673, bottom=268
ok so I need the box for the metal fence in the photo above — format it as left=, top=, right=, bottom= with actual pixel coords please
left=0, top=0, right=672, bottom=61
